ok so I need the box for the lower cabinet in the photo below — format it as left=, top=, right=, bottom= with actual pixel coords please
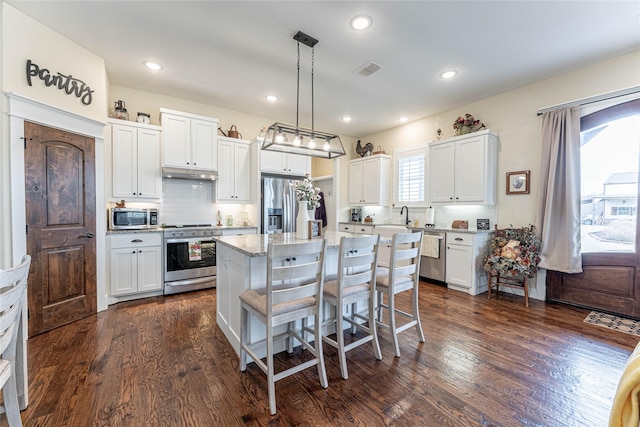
left=217, top=227, right=257, bottom=236
left=338, top=223, right=375, bottom=234
left=445, top=232, right=492, bottom=295
left=109, top=232, right=163, bottom=296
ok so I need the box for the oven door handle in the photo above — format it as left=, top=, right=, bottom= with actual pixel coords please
left=165, top=238, right=214, bottom=244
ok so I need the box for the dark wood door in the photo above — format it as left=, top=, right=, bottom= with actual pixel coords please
left=24, top=121, right=97, bottom=337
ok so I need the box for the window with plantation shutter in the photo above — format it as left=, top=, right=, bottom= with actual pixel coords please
left=394, top=147, right=427, bottom=206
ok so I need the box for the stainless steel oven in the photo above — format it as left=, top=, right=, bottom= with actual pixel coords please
left=163, top=225, right=219, bottom=295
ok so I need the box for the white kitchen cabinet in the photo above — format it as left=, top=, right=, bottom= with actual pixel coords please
left=109, top=232, right=163, bottom=296
left=348, top=154, right=391, bottom=205
left=160, top=108, right=218, bottom=170
left=338, top=223, right=375, bottom=234
left=217, top=227, right=257, bottom=236
left=445, top=231, right=492, bottom=296
left=429, top=130, right=497, bottom=205
left=110, top=120, right=162, bottom=199
left=217, top=136, right=251, bottom=202
left=260, top=146, right=311, bottom=176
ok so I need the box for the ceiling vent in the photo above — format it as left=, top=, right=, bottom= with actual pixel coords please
left=356, top=61, right=382, bottom=77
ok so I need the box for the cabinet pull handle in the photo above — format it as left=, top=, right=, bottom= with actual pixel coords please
left=455, top=237, right=463, bottom=241
left=131, top=239, right=143, bottom=243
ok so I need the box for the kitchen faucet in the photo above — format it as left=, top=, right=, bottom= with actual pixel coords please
left=400, top=206, right=409, bottom=226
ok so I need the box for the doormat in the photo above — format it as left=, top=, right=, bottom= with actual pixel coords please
left=584, top=311, right=640, bottom=337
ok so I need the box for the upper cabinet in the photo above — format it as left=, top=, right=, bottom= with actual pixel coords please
left=217, top=136, right=252, bottom=202
left=260, top=144, right=311, bottom=176
left=348, top=154, right=391, bottom=205
left=429, top=130, right=498, bottom=205
left=160, top=108, right=218, bottom=170
left=110, top=119, right=162, bottom=199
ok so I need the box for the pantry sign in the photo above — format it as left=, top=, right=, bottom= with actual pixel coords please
left=25, top=59, right=94, bottom=105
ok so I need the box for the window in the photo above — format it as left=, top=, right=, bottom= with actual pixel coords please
left=580, top=98, right=640, bottom=253
left=394, top=146, right=427, bottom=206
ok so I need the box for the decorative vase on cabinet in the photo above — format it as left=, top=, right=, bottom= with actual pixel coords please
left=296, top=202, right=311, bottom=239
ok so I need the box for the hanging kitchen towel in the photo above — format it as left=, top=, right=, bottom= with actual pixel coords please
left=422, top=235, right=440, bottom=258
left=315, top=191, right=327, bottom=227
left=189, top=240, right=202, bottom=261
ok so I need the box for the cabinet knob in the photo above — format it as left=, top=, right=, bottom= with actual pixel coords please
left=133, top=193, right=137, bottom=195
left=132, top=250, right=136, bottom=254
left=193, top=162, right=197, bottom=165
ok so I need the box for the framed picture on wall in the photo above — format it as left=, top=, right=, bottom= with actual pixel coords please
left=506, top=170, right=530, bottom=195
left=308, top=220, right=322, bottom=238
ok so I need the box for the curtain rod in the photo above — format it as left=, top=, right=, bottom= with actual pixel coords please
left=536, top=86, right=640, bottom=116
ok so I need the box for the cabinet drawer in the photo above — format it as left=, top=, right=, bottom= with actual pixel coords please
left=354, top=225, right=375, bottom=234
left=340, top=224, right=355, bottom=233
left=447, top=232, right=472, bottom=246
left=109, top=232, right=162, bottom=249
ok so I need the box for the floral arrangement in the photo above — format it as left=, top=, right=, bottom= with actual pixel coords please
left=483, top=225, right=542, bottom=278
left=290, top=173, right=321, bottom=210
left=453, top=113, right=486, bottom=135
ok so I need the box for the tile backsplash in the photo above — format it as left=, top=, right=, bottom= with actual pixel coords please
left=161, top=179, right=215, bottom=225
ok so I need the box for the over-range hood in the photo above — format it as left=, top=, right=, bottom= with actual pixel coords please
left=162, top=167, right=217, bottom=180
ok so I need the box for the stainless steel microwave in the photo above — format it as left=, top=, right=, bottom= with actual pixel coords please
left=109, top=207, right=158, bottom=230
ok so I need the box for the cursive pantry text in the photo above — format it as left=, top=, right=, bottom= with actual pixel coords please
left=26, top=59, right=94, bottom=105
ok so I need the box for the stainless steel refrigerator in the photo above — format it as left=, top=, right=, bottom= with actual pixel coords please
left=261, top=176, right=300, bottom=234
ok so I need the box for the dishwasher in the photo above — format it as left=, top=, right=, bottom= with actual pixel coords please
left=419, top=230, right=446, bottom=284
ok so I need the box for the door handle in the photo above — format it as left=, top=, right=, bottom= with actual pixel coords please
left=80, top=233, right=95, bottom=239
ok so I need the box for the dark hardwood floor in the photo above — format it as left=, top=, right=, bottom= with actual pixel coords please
left=3, top=281, right=637, bottom=427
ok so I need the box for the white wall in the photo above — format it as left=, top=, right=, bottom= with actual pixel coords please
left=1, top=3, right=108, bottom=270
left=346, top=51, right=640, bottom=229
left=110, top=84, right=275, bottom=141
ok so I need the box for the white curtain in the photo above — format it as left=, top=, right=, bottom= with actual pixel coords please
left=535, top=106, right=583, bottom=273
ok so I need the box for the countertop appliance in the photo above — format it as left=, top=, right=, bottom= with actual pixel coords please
left=350, top=208, right=362, bottom=222
left=163, top=224, right=220, bottom=295
left=420, top=230, right=446, bottom=284
left=261, top=176, right=301, bottom=234
left=109, top=207, right=158, bottom=230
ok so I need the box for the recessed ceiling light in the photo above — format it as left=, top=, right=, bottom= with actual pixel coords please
left=398, top=116, right=409, bottom=122
left=342, top=116, right=352, bottom=123
left=265, top=95, right=278, bottom=102
left=440, top=70, right=457, bottom=79
left=143, top=61, right=163, bottom=71
left=350, top=15, right=372, bottom=31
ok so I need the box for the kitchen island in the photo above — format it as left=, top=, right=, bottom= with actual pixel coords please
left=214, top=231, right=387, bottom=357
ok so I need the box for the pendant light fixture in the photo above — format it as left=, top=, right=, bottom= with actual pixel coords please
left=261, top=31, right=346, bottom=159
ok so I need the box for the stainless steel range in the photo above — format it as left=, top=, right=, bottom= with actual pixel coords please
left=163, top=224, right=220, bottom=295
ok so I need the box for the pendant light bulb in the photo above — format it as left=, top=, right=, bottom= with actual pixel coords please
left=308, top=137, right=316, bottom=149
left=323, top=137, right=331, bottom=151
left=275, top=129, right=284, bottom=143
left=293, top=134, right=301, bottom=146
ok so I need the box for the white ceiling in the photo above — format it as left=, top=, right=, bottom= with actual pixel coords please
left=6, top=1, right=640, bottom=137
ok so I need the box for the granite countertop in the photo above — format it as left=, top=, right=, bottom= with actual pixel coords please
left=339, top=222, right=494, bottom=235
left=106, top=228, right=163, bottom=235
left=212, top=225, right=257, bottom=230
left=410, top=227, right=495, bottom=234
left=214, top=231, right=391, bottom=257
